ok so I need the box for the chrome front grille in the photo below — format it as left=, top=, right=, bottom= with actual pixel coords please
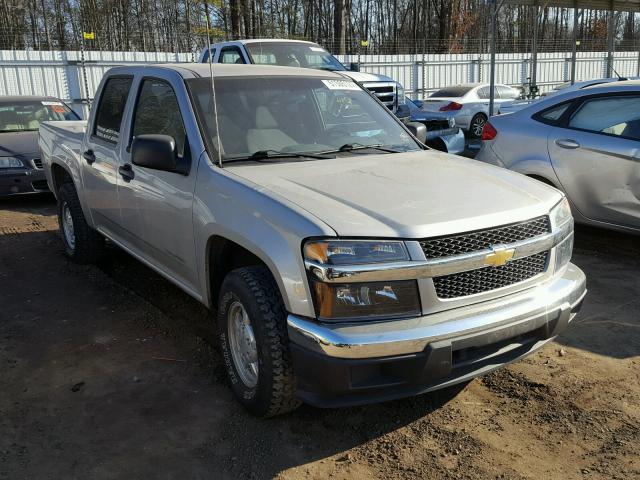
left=421, top=216, right=551, bottom=298
left=420, top=216, right=550, bottom=258
left=433, top=252, right=549, bottom=299
left=423, top=120, right=451, bottom=131
left=31, top=158, right=43, bottom=169
left=363, top=82, right=396, bottom=110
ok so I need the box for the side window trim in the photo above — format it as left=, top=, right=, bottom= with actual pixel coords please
left=532, top=99, right=575, bottom=127
left=90, top=75, right=134, bottom=145
left=128, top=76, right=188, bottom=157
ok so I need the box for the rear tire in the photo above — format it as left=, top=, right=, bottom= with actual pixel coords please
left=469, top=113, right=487, bottom=138
left=57, top=183, right=105, bottom=264
left=217, top=266, right=300, bottom=417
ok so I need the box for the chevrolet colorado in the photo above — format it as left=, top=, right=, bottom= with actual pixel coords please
left=40, top=64, right=586, bottom=417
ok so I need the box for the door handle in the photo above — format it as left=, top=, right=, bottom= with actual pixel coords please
left=83, top=149, right=96, bottom=164
left=555, top=139, right=580, bottom=149
left=118, top=163, right=135, bottom=182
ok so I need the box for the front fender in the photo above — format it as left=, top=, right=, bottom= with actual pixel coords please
left=193, top=156, right=335, bottom=318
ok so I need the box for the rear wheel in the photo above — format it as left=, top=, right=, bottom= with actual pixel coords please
left=470, top=113, right=487, bottom=138
left=57, top=183, right=104, bottom=264
left=217, top=266, right=300, bottom=417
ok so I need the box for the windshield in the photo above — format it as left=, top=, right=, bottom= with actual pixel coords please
left=245, top=42, right=346, bottom=71
left=430, top=86, right=473, bottom=98
left=0, top=100, right=78, bottom=132
left=187, top=76, right=420, bottom=162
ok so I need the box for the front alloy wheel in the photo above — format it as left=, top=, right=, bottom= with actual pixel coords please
left=217, top=266, right=300, bottom=417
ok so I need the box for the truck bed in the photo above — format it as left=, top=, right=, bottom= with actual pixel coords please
left=39, top=120, right=87, bottom=193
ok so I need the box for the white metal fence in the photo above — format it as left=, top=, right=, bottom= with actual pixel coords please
left=2, top=49, right=639, bottom=117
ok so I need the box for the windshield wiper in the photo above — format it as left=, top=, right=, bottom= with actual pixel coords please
left=327, top=143, right=401, bottom=154
left=224, top=149, right=335, bottom=164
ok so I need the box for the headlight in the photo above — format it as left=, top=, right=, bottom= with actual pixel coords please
left=549, top=197, right=572, bottom=230
left=396, top=83, right=406, bottom=105
left=550, top=197, right=574, bottom=272
left=0, top=157, right=24, bottom=169
left=304, top=239, right=409, bottom=265
left=311, top=280, right=421, bottom=321
left=304, top=239, right=421, bottom=321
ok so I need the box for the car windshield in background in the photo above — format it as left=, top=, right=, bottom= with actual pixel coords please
left=188, top=76, right=420, bottom=163
left=430, top=86, right=473, bottom=98
left=0, top=100, right=78, bottom=133
left=245, top=42, right=346, bottom=71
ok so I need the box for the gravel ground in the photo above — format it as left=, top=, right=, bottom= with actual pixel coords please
left=1, top=193, right=638, bottom=480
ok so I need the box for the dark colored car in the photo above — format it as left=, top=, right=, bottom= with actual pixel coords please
left=1, top=96, right=79, bottom=196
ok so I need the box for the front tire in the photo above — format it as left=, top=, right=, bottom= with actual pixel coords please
left=217, top=266, right=300, bottom=417
left=57, top=183, right=104, bottom=264
left=470, top=113, right=487, bottom=138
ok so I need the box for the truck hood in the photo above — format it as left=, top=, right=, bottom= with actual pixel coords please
left=341, top=71, right=395, bottom=83
left=225, top=150, right=563, bottom=238
left=0, top=131, right=39, bottom=158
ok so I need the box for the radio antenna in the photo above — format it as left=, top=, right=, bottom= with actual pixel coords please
left=205, top=13, right=223, bottom=167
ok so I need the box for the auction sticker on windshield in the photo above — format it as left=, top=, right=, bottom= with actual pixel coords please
left=322, top=79, right=360, bottom=91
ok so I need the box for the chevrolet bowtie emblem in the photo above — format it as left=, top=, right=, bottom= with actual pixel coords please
left=484, top=246, right=515, bottom=267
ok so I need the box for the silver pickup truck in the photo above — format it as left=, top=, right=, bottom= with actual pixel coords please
left=40, top=64, right=586, bottom=417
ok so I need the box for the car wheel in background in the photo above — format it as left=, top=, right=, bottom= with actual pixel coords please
left=217, top=266, right=301, bottom=417
left=57, top=183, right=105, bottom=264
left=470, top=113, right=487, bottom=138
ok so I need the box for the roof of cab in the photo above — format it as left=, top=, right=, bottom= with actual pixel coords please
left=109, top=63, right=346, bottom=79
left=582, top=79, right=640, bottom=90
left=232, top=38, right=317, bottom=45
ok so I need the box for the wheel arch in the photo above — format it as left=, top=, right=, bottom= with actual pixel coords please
left=204, top=234, right=296, bottom=314
left=50, top=161, right=74, bottom=195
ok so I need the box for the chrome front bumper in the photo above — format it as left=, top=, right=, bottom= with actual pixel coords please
left=288, top=263, right=586, bottom=360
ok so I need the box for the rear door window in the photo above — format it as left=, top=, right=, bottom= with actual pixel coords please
left=93, top=77, right=133, bottom=143
left=568, top=95, right=640, bottom=140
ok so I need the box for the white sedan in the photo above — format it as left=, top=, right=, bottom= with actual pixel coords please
left=421, top=83, right=520, bottom=137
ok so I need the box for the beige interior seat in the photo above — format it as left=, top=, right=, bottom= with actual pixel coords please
left=26, top=108, right=48, bottom=129
left=246, top=106, right=296, bottom=153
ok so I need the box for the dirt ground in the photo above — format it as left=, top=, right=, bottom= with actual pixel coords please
left=1, top=194, right=638, bottom=480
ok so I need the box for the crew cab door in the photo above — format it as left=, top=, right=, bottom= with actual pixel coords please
left=117, top=73, right=201, bottom=294
left=82, top=76, right=133, bottom=236
left=547, top=93, right=640, bottom=229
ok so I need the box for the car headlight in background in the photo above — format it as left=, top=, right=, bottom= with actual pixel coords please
left=396, top=83, right=406, bottom=105
left=0, top=157, right=24, bottom=169
left=304, top=239, right=421, bottom=321
left=549, top=197, right=574, bottom=273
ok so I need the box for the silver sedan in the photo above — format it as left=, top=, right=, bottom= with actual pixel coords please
left=476, top=81, right=640, bottom=234
left=421, top=83, right=520, bottom=138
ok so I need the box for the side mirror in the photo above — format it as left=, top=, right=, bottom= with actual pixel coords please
left=406, top=122, right=427, bottom=144
left=413, top=100, right=424, bottom=109
left=348, top=62, right=360, bottom=72
left=131, top=134, right=185, bottom=173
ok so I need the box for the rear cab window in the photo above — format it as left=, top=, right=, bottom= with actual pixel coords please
left=93, top=77, right=133, bottom=143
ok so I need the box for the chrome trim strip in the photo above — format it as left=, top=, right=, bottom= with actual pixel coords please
left=288, top=263, right=586, bottom=359
left=306, top=220, right=572, bottom=284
